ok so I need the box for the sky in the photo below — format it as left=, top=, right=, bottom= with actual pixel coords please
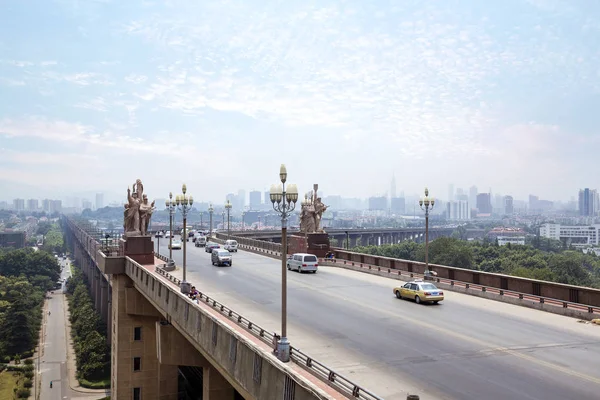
left=0, top=0, right=599, bottom=205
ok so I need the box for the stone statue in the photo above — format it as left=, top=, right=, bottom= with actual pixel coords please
left=313, top=197, right=328, bottom=232
left=299, top=184, right=328, bottom=233
left=139, top=194, right=156, bottom=236
left=123, top=179, right=155, bottom=237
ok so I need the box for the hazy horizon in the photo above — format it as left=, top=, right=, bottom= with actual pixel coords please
left=1, top=0, right=599, bottom=202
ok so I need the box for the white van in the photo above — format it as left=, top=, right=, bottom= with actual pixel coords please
left=286, top=253, right=318, bottom=273
left=194, top=236, right=207, bottom=247
left=224, top=239, right=238, bottom=252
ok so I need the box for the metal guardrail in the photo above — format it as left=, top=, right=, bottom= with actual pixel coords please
left=152, top=263, right=382, bottom=400
left=321, top=258, right=600, bottom=315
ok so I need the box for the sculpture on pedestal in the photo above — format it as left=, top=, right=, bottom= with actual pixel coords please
left=123, top=179, right=155, bottom=237
left=300, top=184, right=328, bottom=233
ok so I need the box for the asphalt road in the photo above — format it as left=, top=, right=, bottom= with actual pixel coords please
left=39, top=257, right=72, bottom=400
left=155, top=237, right=600, bottom=400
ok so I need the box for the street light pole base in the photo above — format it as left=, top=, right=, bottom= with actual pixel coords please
left=180, top=281, right=191, bottom=294
left=277, top=337, right=290, bottom=362
left=164, top=259, right=176, bottom=271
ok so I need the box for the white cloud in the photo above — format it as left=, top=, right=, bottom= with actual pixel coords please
left=124, top=74, right=148, bottom=84
left=74, top=97, right=109, bottom=112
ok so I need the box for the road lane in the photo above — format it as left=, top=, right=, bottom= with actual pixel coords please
left=155, top=237, right=600, bottom=400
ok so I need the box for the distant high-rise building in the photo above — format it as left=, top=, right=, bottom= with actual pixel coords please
left=13, top=198, right=25, bottom=211
left=49, top=200, right=62, bottom=214
left=82, top=199, right=92, bottom=210
left=0, top=201, right=8, bottom=210
left=578, top=188, right=599, bottom=217
left=368, top=196, right=387, bottom=211
left=390, top=197, right=406, bottom=215
left=390, top=173, right=397, bottom=199
left=237, top=189, right=246, bottom=210
left=476, top=193, right=492, bottom=214
left=27, top=199, right=38, bottom=211
left=249, top=191, right=261, bottom=210
left=448, top=184, right=454, bottom=202
left=95, top=193, right=104, bottom=209
left=469, top=186, right=478, bottom=209
left=264, top=191, right=270, bottom=204
left=42, top=199, right=51, bottom=212
left=446, top=200, right=470, bottom=220
left=504, top=196, right=514, bottom=215
left=529, top=195, right=539, bottom=214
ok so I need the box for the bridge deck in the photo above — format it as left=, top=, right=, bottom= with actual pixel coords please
left=155, top=239, right=600, bottom=400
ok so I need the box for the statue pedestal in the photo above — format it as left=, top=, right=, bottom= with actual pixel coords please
left=289, top=233, right=330, bottom=257
left=121, top=236, right=155, bottom=265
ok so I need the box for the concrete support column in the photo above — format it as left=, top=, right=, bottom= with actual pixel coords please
left=111, top=274, right=164, bottom=400
left=350, top=236, right=358, bottom=248
left=94, top=269, right=101, bottom=311
left=203, top=366, right=235, bottom=400
left=100, top=279, right=109, bottom=323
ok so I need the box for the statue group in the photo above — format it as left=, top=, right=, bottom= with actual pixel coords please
left=123, top=179, right=156, bottom=236
left=300, top=184, right=328, bottom=233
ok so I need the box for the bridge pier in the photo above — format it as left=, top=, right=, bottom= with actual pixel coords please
left=204, top=366, right=235, bottom=400
left=111, top=273, right=178, bottom=400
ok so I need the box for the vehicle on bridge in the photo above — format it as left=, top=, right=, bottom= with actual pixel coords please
left=205, top=242, right=220, bottom=253
left=212, top=249, right=232, bottom=266
left=169, top=240, right=182, bottom=250
left=155, top=231, right=164, bottom=238
left=194, top=236, right=207, bottom=247
left=394, top=279, right=444, bottom=304
left=164, top=230, right=173, bottom=238
left=287, top=253, right=319, bottom=273
left=224, top=239, right=238, bottom=252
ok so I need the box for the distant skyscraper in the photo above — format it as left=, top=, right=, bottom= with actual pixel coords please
left=264, top=191, right=269, bottom=204
left=368, top=196, right=387, bottom=211
left=448, top=184, right=454, bottom=202
left=95, top=193, right=104, bottom=210
left=249, top=191, right=261, bottom=210
left=82, top=199, right=92, bottom=210
left=446, top=200, right=470, bottom=220
left=476, top=193, right=492, bottom=214
left=27, top=199, right=38, bottom=211
left=529, top=195, right=540, bottom=214
left=390, top=173, right=397, bottom=199
left=390, top=197, right=405, bottom=214
left=579, top=188, right=599, bottom=217
left=13, top=198, right=25, bottom=211
left=469, top=186, right=478, bottom=209
left=237, top=189, right=246, bottom=210
left=504, top=196, right=514, bottom=215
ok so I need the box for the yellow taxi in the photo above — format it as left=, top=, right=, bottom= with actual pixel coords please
left=393, top=279, right=444, bottom=304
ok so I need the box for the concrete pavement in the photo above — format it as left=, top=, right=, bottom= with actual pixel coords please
left=156, top=237, right=600, bottom=400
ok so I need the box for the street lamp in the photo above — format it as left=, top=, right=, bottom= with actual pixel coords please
left=176, top=184, right=193, bottom=294
left=419, top=187, right=435, bottom=272
left=200, top=210, right=204, bottom=230
left=208, top=203, right=214, bottom=238
left=165, top=193, right=177, bottom=269
left=225, top=200, right=232, bottom=238
left=241, top=211, right=246, bottom=231
left=269, top=164, right=298, bottom=362
left=222, top=211, right=225, bottom=230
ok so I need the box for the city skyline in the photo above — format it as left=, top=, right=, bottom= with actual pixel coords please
left=1, top=0, right=599, bottom=201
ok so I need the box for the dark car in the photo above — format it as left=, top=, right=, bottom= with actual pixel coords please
left=205, top=242, right=220, bottom=253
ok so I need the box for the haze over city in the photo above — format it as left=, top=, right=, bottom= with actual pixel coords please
left=1, top=0, right=599, bottom=202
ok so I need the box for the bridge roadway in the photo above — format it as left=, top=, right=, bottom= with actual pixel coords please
left=155, top=238, right=600, bottom=400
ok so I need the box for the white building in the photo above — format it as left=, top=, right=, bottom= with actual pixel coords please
left=446, top=200, right=470, bottom=220
left=540, top=223, right=600, bottom=248
left=497, top=236, right=525, bottom=246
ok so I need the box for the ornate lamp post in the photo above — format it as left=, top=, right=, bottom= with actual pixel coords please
left=175, top=184, right=193, bottom=294
left=241, top=211, right=246, bottom=231
left=165, top=192, right=177, bottom=269
left=225, top=200, right=232, bottom=238
left=208, top=203, right=214, bottom=238
left=269, top=164, right=298, bottom=362
left=419, top=187, right=435, bottom=272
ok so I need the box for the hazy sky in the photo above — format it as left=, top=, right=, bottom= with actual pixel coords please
left=0, top=0, right=599, bottom=204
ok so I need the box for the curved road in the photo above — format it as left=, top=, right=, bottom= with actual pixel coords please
left=155, top=237, right=600, bottom=400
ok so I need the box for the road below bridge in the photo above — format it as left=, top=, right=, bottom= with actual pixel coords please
left=155, top=237, right=600, bottom=400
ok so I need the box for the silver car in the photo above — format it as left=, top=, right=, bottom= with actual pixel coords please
left=211, top=249, right=232, bottom=266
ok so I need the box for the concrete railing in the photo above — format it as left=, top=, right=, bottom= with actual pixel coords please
left=153, top=263, right=382, bottom=400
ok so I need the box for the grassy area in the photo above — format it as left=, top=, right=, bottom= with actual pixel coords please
left=0, top=371, right=19, bottom=398
left=79, top=377, right=110, bottom=389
